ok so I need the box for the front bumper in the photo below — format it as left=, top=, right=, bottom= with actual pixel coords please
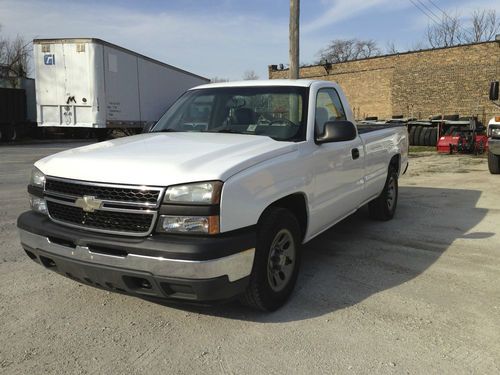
left=18, top=211, right=255, bottom=302
left=489, top=138, right=500, bottom=155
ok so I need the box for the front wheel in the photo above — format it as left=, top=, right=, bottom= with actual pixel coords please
left=240, top=208, right=301, bottom=311
left=369, top=167, right=399, bottom=221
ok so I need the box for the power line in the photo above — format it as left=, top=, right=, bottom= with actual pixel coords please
left=424, top=0, right=475, bottom=39
left=407, top=0, right=442, bottom=27
left=416, top=0, right=443, bottom=24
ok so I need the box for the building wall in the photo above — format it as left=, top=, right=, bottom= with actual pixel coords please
left=269, top=41, right=500, bottom=122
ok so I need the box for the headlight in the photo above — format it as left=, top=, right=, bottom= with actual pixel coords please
left=489, top=126, right=500, bottom=138
left=30, top=167, right=46, bottom=188
left=164, top=181, right=222, bottom=205
left=30, top=195, right=48, bottom=215
left=157, top=215, right=219, bottom=234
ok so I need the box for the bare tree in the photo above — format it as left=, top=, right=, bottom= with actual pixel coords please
left=425, top=8, right=499, bottom=48
left=385, top=41, right=398, bottom=54
left=316, top=38, right=380, bottom=64
left=464, top=9, right=500, bottom=43
left=242, top=70, right=259, bottom=80
left=410, top=40, right=427, bottom=51
left=0, top=27, right=31, bottom=80
left=426, top=11, right=463, bottom=48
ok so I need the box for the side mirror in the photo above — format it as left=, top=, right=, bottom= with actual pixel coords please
left=490, top=81, right=499, bottom=101
left=142, top=122, right=156, bottom=133
left=316, top=120, right=357, bottom=144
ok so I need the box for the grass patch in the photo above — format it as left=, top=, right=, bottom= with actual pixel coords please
left=409, top=146, right=435, bottom=153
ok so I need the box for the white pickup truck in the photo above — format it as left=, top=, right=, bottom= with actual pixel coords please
left=18, top=80, right=408, bottom=311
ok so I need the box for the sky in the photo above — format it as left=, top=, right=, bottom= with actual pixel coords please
left=0, top=0, right=499, bottom=80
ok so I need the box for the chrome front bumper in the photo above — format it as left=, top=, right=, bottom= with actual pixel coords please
left=19, top=229, right=255, bottom=283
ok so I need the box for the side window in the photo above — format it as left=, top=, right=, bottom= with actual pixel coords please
left=315, top=88, right=346, bottom=135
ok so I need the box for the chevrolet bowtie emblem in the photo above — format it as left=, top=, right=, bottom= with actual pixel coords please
left=75, top=195, right=103, bottom=213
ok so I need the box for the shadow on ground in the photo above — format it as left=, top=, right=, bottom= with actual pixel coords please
left=149, top=186, right=489, bottom=322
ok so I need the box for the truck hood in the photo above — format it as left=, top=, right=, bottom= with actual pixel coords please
left=35, top=133, right=298, bottom=186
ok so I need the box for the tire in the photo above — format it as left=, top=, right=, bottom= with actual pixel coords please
left=419, top=127, right=427, bottom=146
left=368, top=167, right=398, bottom=221
left=95, top=129, right=110, bottom=141
left=240, top=208, right=301, bottom=311
left=430, top=128, right=438, bottom=146
left=424, top=128, right=433, bottom=146
left=413, top=126, right=423, bottom=146
left=409, top=126, right=417, bottom=146
left=488, top=151, right=500, bottom=174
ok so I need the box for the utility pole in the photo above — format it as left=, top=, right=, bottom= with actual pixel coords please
left=289, top=0, right=300, bottom=79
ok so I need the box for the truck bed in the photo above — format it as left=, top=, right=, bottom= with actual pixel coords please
left=357, top=122, right=406, bottom=134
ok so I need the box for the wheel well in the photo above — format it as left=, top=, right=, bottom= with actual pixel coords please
left=389, top=154, right=401, bottom=175
left=266, top=193, right=308, bottom=240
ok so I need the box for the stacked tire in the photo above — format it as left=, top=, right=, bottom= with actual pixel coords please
left=409, top=125, right=437, bottom=146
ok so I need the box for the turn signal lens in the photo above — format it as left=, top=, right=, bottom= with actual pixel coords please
left=30, top=195, right=48, bottom=215
left=157, top=215, right=219, bottom=234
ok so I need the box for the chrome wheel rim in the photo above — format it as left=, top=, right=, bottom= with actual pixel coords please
left=386, top=176, right=396, bottom=211
left=267, top=229, right=295, bottom=292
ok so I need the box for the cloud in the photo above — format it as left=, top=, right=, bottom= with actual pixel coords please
left=302, top=0, right=399, bottom=33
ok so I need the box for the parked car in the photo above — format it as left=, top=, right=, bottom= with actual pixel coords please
left=17, top=80, right=408, bottom=311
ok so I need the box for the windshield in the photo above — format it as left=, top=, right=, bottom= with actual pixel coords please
left=152, top=86, right=308, bottom=142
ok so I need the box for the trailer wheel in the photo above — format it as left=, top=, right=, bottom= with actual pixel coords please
left=413, top=126, right=423, bottom=146
left=3, top=124, right=17, bottom=142
left=409, top=126, right=417, bottom=146
left=240, top=208, right=301, bottom=311
left=488, top=151, right=500, bottom=174
left=368, top=167, right=398, bottom=221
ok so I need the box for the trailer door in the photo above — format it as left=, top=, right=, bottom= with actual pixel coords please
left=36, top=41, right=96, bottom=127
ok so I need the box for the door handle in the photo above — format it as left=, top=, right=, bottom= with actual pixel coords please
left=351, top=148, right=360, bottom=160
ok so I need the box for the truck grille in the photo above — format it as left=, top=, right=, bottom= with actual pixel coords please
left=45, top=179, right=161, bottom=205
left=44, top=177, right=163, bottom=236
left=47, top=201, right=154, bottom=234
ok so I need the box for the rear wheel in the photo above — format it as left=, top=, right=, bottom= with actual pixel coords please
left=488, top=151, right=500, bottom=174
left=369, top=167, right=398, bottom=221
left=240, top=208, right=301, bottom=311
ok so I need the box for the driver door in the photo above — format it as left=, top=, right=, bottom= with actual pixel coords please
left=309, top=88, right=365, bottom=235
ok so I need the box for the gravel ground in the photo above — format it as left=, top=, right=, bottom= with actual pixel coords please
left=0, top=143, right=499, bottom=374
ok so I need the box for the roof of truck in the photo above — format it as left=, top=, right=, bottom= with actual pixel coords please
left=192, top=79, right=318, bottom=90
left=33, top=38, right=209, bottom=82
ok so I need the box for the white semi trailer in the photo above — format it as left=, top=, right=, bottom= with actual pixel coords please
left=33, top=38, right=209, bottom=136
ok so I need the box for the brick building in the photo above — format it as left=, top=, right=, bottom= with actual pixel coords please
left=269, top=41, right=500, bottom=123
